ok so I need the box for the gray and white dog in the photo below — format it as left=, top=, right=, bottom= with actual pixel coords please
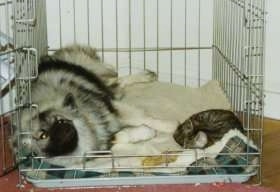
left=11, top=45, right=178, bottom=167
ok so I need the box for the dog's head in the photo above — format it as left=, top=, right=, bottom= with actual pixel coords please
left=13, top=92, right=81, bottom=157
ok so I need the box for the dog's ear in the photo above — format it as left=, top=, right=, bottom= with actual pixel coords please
left=63, top=93, right=77, bottom=110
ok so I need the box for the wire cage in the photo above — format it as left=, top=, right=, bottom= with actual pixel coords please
left=0, top=0, right=266, bottom=188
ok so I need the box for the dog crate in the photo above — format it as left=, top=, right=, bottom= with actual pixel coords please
left=0, top=0, right=266, bottom=188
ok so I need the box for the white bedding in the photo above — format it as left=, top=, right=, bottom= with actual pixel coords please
left=80, top=80, right=254, bottom=173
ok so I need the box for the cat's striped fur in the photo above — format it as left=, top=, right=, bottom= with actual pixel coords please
left=173, top=109, right=244, bottom=149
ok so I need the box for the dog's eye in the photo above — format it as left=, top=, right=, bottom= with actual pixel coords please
left=39, top=130, right=49, bottom=139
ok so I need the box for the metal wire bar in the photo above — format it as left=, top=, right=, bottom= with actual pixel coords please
left=170, top=0, right=173, bottom=83
left=0, top=0, right=266, bottom=186
left=156, top=0, right=159, bottom=75
left=143, top=0, right=146, bottom=70
left=197, top=0, right=201, bottom=87
left=73, top=0, right=76, bottom=43
left=101, top=0, right=104, bottom=61
left=48, top=46, right=212, bottom=53
left=115, top=0, right=119, bottom=71
left=58, top=0, right=62, bottom=48
left=184, top=0, right=187, bottom=87
left=86, top=0, right=90, bottom=45
left=128, top=0, right=132, bottom=74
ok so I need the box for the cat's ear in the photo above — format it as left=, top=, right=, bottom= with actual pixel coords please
left=63, top=93, right=77, bottom=110
left=184, top=119, right=194, bottom=131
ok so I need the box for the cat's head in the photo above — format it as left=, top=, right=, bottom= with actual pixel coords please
left=13, top=92, right=80, bottom=157
left=173, top=119, right=195, bottom=148
left=173, top=119, right=208, bottom=149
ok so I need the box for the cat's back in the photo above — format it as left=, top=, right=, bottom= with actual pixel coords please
left=193, top=109, right=243, bottom=131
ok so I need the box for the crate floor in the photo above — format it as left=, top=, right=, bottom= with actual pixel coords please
left=0, top=171, right=276, bottom=192
left=1, top=118, right=279, bottom=191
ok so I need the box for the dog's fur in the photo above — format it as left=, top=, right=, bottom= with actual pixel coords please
left=11, top=44, right=178, bottom=167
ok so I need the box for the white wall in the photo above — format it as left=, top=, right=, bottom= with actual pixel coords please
left=46, top=0, right=213, bottom=86
left=46, top=0, right=279, bottom=119
left=1, top=1, right=278, bottom=118
left=264, top=0, right=280, bottom=119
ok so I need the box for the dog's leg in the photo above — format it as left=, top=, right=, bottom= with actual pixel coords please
left=108, top=70, right=157, bottom=99
left=114, top=101, right=179, bottom=133
left=117, top=70, right=157, bottom=88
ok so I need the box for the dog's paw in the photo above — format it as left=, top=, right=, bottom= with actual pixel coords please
left=140, top=70, right=157, bottom=82
left=112, top=131, right=130, bottom=144
left=155, top=120, right=180, bottom=133
left=113, top=126, right=156, bottom=144
left=131, top=125, right=157, bottom=142
left=118, top=70, right=157, bottom=88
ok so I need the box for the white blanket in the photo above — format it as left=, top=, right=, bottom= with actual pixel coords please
left=81, top=80, right=253, bottom=173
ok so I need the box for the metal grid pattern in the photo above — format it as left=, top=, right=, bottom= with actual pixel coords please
left=46, top=0, right=214, bottom=86
left=0, top=0, right=47, bottom=179
left=0, top=0, right=15, bottom=177
left=0, top=0, right=266, bottom=187
left=213, top=0, right=265, bottom=182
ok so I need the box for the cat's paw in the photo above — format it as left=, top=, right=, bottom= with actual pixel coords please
left=193, top=131, right=208, bottom=148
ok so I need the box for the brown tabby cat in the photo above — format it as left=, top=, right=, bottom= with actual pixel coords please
left=173, top=109, right=244, bottom=149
